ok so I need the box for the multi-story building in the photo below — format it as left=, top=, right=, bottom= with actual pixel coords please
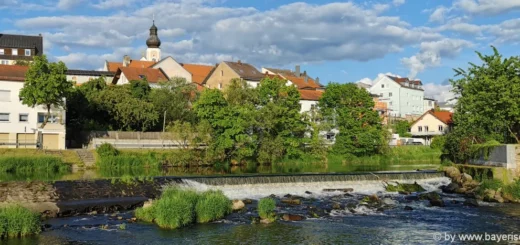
left=423, top=97, right=436, bottom=112
left=0, top=33, right=43, bottom=65
left=0, top=65, right=66, bottom=149
left=369, top=75, right=424, bottom=117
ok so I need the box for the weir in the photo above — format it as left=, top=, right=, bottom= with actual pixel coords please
left=0, top=171, right=445, bottom=216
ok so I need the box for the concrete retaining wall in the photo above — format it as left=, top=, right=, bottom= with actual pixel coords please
left=469, top=144, right=518, bottom=169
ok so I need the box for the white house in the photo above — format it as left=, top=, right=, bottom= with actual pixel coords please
left=0, top=65, right=66, bottom=149
left=151, top=56, right=192, bottom=82
left=423, top=97, right=436, bottom=112
left=369, top=75, right=425, bottom=117
left=66, top=69, right=114, bottom=85
left=410, top=110, right=453, bottom=145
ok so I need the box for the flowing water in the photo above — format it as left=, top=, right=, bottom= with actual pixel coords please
left=3, top=176, right=520, bottom=245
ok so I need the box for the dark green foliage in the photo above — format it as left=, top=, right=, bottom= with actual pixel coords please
left=129, top=79, right=151, bottom=100
left=96, top=143, right=119, bottom=158
left=504, top=180, right=520, bottom=200
left=0, top=205, right=41, bottom=239
left=258, top=198, right=276, bottom=221
left=319, top=83, right=386, bottom=156
left=195, top=190, right=232, bottom=223
left=393, top=120, right=412, bottom=137
left=134, top=188, right=232, bottom=229
left=0, top=156, right=69, bottom=174
left=150, top=78, right=199, bottom=127
left=430, top=135, right=446, bottom=150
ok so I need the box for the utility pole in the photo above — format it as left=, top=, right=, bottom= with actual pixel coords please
left=162, top=111, right=167, bottom=132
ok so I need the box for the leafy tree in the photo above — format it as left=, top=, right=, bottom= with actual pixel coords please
left=129, top=79, right=151, bottom=100
left=14, top=60, right=30, bottom=66
left=150, top=77, right=198, bottom=128
left=393, top=120, right=412, bottom=137
left=19, top=55, right=73, bottom=128
left=450, top=46, right=520, bottom=143
left=319, top=83, right=386, bottom=156
left=66, top=77, right=110, bottom=132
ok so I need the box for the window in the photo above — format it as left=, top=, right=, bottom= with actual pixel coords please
left=0, top=60, right=8, bottom=65
left=389, top=92, right=393, bottom=97
left=418, top=126, right=422, bottom=132
left=438, top=125, right=444, bottom=131
left=12, top=49, right=18, bottom=56
left=389, top=102, right=393, bottom=106
left=19, top=114, right=28, bottom=122
left=381, top=84, right=385, bottom=88
left=221, top=70, right=224, bottom=77
left=0, top=49, right=4, bottom=55
left=25, top=49, right=31, bottom=56
left=0, top=90, right=10, bottom=102
left=380, top=93, right=383, bottom=97
left=0, top=113, right=9, bottom=122
left=218, top=83, right=222, bottom=89
left=428, top=101, right=432, bottom=106
left=37, top=113, right=58, bottom=124
left=424, top=126, right=429, bottom=132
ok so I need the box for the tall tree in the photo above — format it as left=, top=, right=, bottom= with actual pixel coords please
left=150, top=77, right=198, bottom=128
left=319, top=83, right=386, bottom=156
left=450, top=46, right=520, bottom=143
left=19, top=55, right=73, bottom=128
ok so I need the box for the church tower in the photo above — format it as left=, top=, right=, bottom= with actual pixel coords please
left=145, top=19, right=161, bottom=62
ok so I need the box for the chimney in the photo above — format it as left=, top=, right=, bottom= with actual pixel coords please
left=303, top=71, right=308, bottom=83
left=237, top=60, right=241, bottom=64
left=123, top=55, right=131, bottom=67
left=316, top=77, right=320, bottom=84
left=38, top=33, right=42, bottom=37
left=295, top=65, right=301, bottom=77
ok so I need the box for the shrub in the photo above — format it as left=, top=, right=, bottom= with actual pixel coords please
left=477, top=179, right=504, bottom=196
left=504, top=180, right=520, bottom=200
left=195, top=190, right=231, bottom=223
left=258, top=198, right=276, bottom=221
left=0, top=205, right=41, bottom=239
left=134, top=206, right=155, bottom=223
left=430, top=135, right=446, bottom=150
left=96, top=143, right=119, bottom=158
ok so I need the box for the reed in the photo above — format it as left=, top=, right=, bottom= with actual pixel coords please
left=0, top=205, right=41, bottom=239
left=0, top=156, right=69, bottom=174
left=258, top=198, right=276, bottom=222
left=195, top=190, right=231, bottom=223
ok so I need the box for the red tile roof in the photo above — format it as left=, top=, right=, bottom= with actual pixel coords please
left=387, top=76, right=424, bottom=91
left=431, top=110, right=453, bottom=125
left=114, top=67, right=168, bottom=84
left=285, top=75, right=322, bottom=89
left=106, top=62, right=123, bottom=72
left=0, top=65, right=28, bottom=81
left=107, top=60, right=156, bottom=72
left=299, top=89, right=323, bottom=101
left=181, top=63, right=215, bottom=85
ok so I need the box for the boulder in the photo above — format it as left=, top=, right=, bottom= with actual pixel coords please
left=429, top=199, right=445, bottom=207
left=305, top=191, right=312, bottom=194
left=361, top=195, right=381, bottom=206
left=460, top=173, right=473, bottom=185
left=242, top=199, right=253, bottom=204
left=332, top=202, right=343, bottom=210
left=441, top=182, right=460, bottom=193
left=445, top=166, right=461, bottom=180
left=463, top=198, right=479, bottom=207
left=404, top=206, right=414, bottom=211
left=483, top=189, right=504, bottom=203
left=382, top=198, right=397, bottom=206
left=142, top=199, right=154, bottom=209
left=386, top=182, right=426, bottom=193
left=419, top=192, right=441, bottom=201
left=281, top=198, right=301, bottom=205
left=282, top=214, right=305, bottom=221
left=232, top=200, right=245, bottom=211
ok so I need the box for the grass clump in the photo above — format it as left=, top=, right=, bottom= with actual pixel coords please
left=0, top=156, right=69, bottom=175
left=503, top=180, right=520, bottom=200
left=258, top=198, right=276, bottom=222
left=0, top=205, right=41, bottom=239
left=385, top=182, right=426, bottom=193
left=195, top=190, right=231, bottom=223
left=96, top=143, right=120, bottom=158
left=134, top=188, right=231, bottom=229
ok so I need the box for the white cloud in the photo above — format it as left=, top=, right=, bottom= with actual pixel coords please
left=401, top=39, right=472, bottom=78
left=423, top=83, right=455, bottom=103
left=393, top=0, right=405, bottom=7
left=454, top=0, right=520, bottom=15
left=57, top=0, right=84, bottom=10
left=92, top=0, right=137, bottom=9
left=429, top=6, right=448, bottom=23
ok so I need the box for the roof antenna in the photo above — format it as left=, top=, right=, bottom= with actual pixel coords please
left=153, top=13, right=155, bottom=24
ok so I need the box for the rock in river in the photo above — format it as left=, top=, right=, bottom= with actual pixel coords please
left=232, top=200, right=245, bottom=211
left=463, top=198, right=479, bottom=207
left=281, top=198, right=301, bottom=205
left=282, top=214, right=305, bottom=221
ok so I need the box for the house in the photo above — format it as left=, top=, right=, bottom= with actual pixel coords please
left=410, top=109, right=453, bottom=145
left=262, top=66, right=325, bottom=91
left=423, top=97, right=436, bottom=112
left=205, top=60, right=264, bottom=89
left=369, top=75, right=425, bottom=117
left=0, top=65, right=66, bottom=149
left=112, top=67, right=168, bottom=87
left=66, top=70, right=114, bottom=85
left=181, top=63, right=216, bottom=91
left=0, top=33, right=43, bottom=65
left=299, top=90, right=323, bottom=114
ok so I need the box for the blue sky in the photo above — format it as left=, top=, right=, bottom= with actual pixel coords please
left=1, top=0, right=520, bottom=102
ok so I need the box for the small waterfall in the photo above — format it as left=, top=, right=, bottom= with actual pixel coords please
left=177, top=171, right=444, bottom=186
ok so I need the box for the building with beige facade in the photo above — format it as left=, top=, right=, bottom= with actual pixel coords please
left=0, top=65, right=66, bottom=149
left=410, top=110, right=453, bottom=145
left=205, top=61, right=264, bottom=89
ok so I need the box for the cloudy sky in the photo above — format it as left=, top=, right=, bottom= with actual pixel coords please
left=2, top=0, right=520, bottom=102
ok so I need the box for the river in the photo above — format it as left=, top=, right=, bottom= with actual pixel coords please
left=2, top=177, right=520, bottom=245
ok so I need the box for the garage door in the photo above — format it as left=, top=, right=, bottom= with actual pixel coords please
left=42, top=134, right=59, bottom=150
left=17, top=133, right=37, bottom=149
left=0, top=133, right=8, bottom=148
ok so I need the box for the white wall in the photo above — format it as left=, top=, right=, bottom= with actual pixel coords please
left=399, top=87, right=424, bottom=116
left=0, top=80, right=66, bottom=149
left=152, top=57, right=191, bottom=81
left=300, top=100, right=317, bottom=114
left=370, top=76, right=424, bottom=117
left=424, top=99, right=435, bottom=112
left=410, top=113, right=448, bottom=136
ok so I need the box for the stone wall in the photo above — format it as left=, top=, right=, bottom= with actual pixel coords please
left=469, top=144, right=518, bottom=169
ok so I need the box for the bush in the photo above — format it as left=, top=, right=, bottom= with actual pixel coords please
left=0, top=205, right=41, bottom=239
left=0, top=156, right=69, bottom=174
left=430, top=135, right=446, bottom=150
left=477, top=179, right=504, bottom=196
left=504, top=180, right=520, bottom=200
left=195, top=190, right=231, bottom=223
left=258, top=198, right=276, bottom=221
left=96, top=143, right=119, bottom=158
left=134, top=188, right=231, bottom=229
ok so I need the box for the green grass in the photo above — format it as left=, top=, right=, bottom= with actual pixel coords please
left=0, top=156, right=70, bottom=175
left=504, top=180, right=520, bottom=200
left=195, top=190, right=231, bottom=223
left=258, top=198, right=276, bottom=222
left=0, top=205, right=41, bottom=239
left=0, top=149, right=83, bottom=166
left=134, top=188, right=231, bottom=229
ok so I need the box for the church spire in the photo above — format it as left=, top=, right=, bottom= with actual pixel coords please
left=146, top=17, right=161, bottom=48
